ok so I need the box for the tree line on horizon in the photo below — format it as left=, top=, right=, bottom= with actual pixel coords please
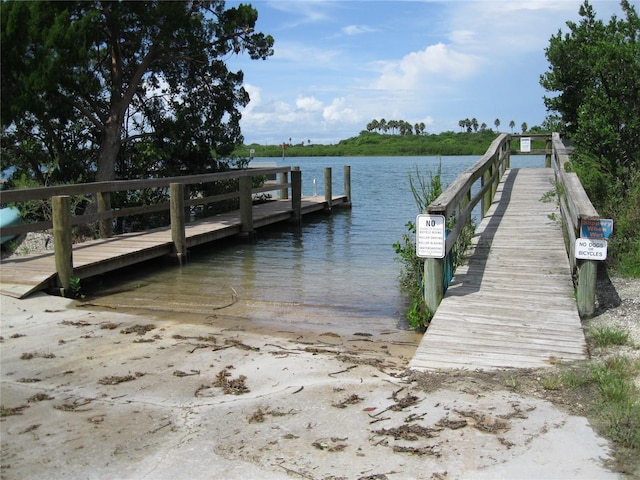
left=365, top=117, right=542, bottom=136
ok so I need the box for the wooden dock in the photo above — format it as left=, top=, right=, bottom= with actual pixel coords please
left=409, top=168, right=589, bottom=371
left=0, top=195, right=347, bottom=299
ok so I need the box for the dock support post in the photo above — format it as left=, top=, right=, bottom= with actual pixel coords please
left=279, top=172, right=289, bottom=200
left=52, top=195, right=73, bottom=296
left=424, top=258, right=444, bottom=319
left=344, top=165, right=351, bottom=206
left=170, top=183, right=187, bottom=264
left=291, top=169, right=302, bottom=224
left=239, top=175, right=254, bottom=239
left=576, top=259, right=597, bottom=318
left=97, top=191, right=112, bottom=238
left=324, top=167, right=332, bottom=211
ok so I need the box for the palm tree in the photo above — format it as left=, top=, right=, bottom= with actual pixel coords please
left=494, top=118, right=500, bottom=132
left=521, top=122, right=528, bottom=134
left=509, top=121, right=515, bottom=133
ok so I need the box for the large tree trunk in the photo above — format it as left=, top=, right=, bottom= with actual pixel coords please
left=95, top=114, right=122, bottom=237
left=96, top=115, right=122, bottom=183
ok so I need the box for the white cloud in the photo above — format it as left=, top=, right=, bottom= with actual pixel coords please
left=373, top=43, right=483, bottom=91
left=296, top=95, right=323, bottom=112
left=323, top=97, right=360, bottom=124
left=342, top=24, right=376, bottom=36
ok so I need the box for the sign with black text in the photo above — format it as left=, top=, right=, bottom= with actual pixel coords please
left=416, top=214, right=446, bottom=258
left=575, top=238, right=608, bottom=260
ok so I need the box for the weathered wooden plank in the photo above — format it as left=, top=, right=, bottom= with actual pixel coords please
left=409, top=168, right=587, bottom=371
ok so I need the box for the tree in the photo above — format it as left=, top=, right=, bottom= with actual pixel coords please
left=1, top=1, right=274, bottom=184
left=521, top=122, right=528, bottom=134
left=509, top=120, right=515, bottom=133
left=494, top=118, right=501, bottom=132
left=540, top=0, right=640, bottom=271
left=541, top=0, right=639, bottom=187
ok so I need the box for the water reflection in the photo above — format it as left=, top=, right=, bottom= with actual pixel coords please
left=93, top=155, right=546, bottom=333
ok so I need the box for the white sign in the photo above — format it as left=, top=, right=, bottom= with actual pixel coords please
left=575, top=237, right=608, bottom=260
left=520, top=137, right=531, bottom=152
left=416, top=214, right=446, bottom=258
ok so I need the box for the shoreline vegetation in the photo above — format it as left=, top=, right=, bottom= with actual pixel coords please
left=233, top=130, right=549, bottom=158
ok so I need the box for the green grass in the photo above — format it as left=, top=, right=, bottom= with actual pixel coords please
left=541, top=355, right=640, bottom=457
left=588, top=326, right=629, bottom=348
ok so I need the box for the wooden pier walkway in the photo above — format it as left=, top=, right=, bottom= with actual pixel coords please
left=0, top=195, right=347, bottom=299
left=409, top=168, right=589, bottom=371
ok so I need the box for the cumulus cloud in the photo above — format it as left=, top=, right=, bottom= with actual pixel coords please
left=373, top=43, right=482, bottom=91
left=296, top=95, right=323, bottom=112
left=323, top=98, right=360, bottom=124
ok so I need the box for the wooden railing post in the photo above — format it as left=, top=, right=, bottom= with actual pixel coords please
left=424, top=258, right=444, bottom=316
left=576, top=259, right=597, bottom=318
left=97, top=191, right=112, bottom=238
left=291, top=169, right=302, bottom=224
left=545, top=137, right=552, bottom=168
left=279, top=172, right=289, bottom=200
left=170, top=183, right=187, bottom=264
left=481, top=168, right=492, bottom=217
left=239, top=175, right=254, bottom=236
left=344, top=165, right=351, bottom=205
left=52, top=195, right=73, bottom=295
left=324, top=167, right=332, bottom=211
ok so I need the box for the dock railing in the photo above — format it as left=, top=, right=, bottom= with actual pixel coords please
left=551, top=133, right=600, bottom=317
left=0, top=167, right=306, bottom=291
left=422, top=133, right=512, bottom=315
left=422, top=132, right=599, bottom=319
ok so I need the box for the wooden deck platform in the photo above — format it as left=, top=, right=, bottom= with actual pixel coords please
left=0, top=195, right=348, bottom=299
left=409, top=168, right=588, bottom=371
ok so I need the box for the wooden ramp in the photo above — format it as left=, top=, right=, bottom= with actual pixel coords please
left=409, top=168, right=588, bottom=371
left=0, top=196, right=347, bottom=299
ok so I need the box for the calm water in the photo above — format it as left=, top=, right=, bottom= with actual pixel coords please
left=95, top=155, right=546, bottom=330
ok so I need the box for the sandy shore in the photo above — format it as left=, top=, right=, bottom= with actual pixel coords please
left=1, top=292, right=620, bottom=479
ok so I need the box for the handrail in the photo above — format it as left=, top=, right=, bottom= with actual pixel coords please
left=0, top=165, right=354, bottom=297
left=551, top=133, right=599, bottom=317
left=0, top=166, right=294, bottom=237
left=421, top=132, right=599, bottom=319
left=422, top=133, right=511, bottom=313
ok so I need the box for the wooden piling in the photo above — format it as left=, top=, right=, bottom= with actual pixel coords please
left=576, top=259, right=597, bottom=318
left=52, top=195, right=73, bottom=295
left=324, top=167, right=332, bottom=211
left=291, top=169, right=302, bottom=223
left=279, top=172, right=289, bottom=200
left=170, top=183, right=187, bottom=264
left=239, top=175, right=254, bottom=236
left=344, top=165, right=351, bottom=206
left=423, top=257, right=444, bottom=319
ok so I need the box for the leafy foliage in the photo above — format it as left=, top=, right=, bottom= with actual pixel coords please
left=393, top=164, right=444, bottom=329
left=540, top=0, right=640, bottom=275
left=1, top=0, right=274, bottom=187
left=237, top=130, right=502, bottom=158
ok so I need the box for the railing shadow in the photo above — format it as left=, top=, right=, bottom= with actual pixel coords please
left=444, top=168, right=519, bottom=297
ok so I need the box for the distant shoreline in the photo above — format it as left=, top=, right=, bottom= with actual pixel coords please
left=234, top=130, right=550, bottom=158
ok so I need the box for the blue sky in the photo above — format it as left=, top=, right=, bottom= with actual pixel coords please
left=226, top=1, right=624, bottom=145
